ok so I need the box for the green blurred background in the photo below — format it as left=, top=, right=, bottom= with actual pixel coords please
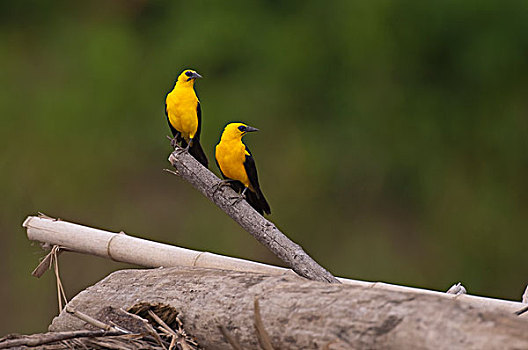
left=1, top=0, right=528, bottom=334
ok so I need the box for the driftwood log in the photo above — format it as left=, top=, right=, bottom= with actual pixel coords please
left=50, top=266, right=528, bottom=350
left=168, top=148, right=339, bottom=283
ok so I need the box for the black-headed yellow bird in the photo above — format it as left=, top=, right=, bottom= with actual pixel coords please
left=215, top=123, right=271, bottom=215
left=165, top=69, right=208, bottom=168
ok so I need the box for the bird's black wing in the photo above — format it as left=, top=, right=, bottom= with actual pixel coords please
left=243, top=145, right=271, bottom=215
left=195, top=101, right=202, bottom=140
left=188, top=100, right=208, bottom=168
left=243, top=146, right=260, bottom=192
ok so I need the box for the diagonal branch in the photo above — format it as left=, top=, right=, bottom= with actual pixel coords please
left=167, top=147, right=340, bottom=284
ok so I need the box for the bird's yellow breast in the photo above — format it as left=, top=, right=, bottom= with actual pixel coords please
left=215, top=139, right=251, bottom=188
left=166, top=86, right=199, bottom=140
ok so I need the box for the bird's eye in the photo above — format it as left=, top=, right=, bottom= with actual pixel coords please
left=238, top=125, right=246, bottom=132
left=185, top=71, right=193, bottom=77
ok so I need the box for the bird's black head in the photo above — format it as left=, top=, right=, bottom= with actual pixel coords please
left=178, top=69, right=203, bottom=83
left=238, top=125, right=259, bottom=133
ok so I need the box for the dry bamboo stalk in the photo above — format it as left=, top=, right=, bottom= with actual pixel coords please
left=23, top=215, right=528, bottom=315
left=23, top=216, right=287, bottom=276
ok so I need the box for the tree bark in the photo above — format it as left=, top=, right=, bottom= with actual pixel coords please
left=50, top=266, right=528, bottom=350
left=167, top=149, right=339, bottom=283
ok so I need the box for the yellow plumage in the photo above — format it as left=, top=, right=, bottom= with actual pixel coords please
left=166, top=70, right=200, bottom=141
left=165, top=69, right=208, bottom=168
left=216, top=129, right=252, bottom=188
left=215, top=123, right=271, bottom=215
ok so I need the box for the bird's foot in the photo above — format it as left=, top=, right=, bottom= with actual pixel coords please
left=229, top=187, right=248, bottom=206
left=174, top=145, right=189, bottom=156
left=167, top=135, right=180, bottom=149
left=229, top=193, right=246, bottom=206
left=173, top=140, right=192, bottom=155
left=211, top=180, right=234, bottom=197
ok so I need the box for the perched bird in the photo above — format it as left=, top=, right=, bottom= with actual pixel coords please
left=215, top=123, right=271, bottom=215
left=165, top=69, right=208, bottom=168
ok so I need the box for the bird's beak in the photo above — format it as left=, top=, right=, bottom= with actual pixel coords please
left=193, top=72, right=203, bottom=79
left=244, top=125, right=259, bottom=132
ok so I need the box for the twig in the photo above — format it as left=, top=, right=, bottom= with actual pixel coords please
left=163, top=168, right=180, bottom=176
left=32, top=244, right=69, bottom=313
left=31, top=245, right=65, bottom=278
left=41, top=245, right=69, bottom=312
left=168, top=336, right=177, bottom=350
left=515, top=305, right=528, bottom=316
left=168, top=147, right=339, bottom=283
left=148, top=310, right=177, bottom=335
left=119, top=308, right=167, bottom=349
left=0, top=330, right=122, bottom=349
left=446, top=282, right=467, bottom=296
left=218, top=324, right=243, bottom=350
left=38, top=212, right=60, bottom=221
left=253, top=298, right=274, bottom=350
left=148, top=310, right=190, bottom=350
left=66, top=306, right=123, bottom=332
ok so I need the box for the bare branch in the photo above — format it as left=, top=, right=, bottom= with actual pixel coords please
left=218, top=324, right=243, bottom=350
left=66, top=306, right=124, bottom=332
left=167, top=147, right=339, bottom=283
left=253, top=298, right=275, bottom=350
left=0, top=330, right=122, bottom=349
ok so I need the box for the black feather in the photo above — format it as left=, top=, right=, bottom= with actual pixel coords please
left=188, top=101, right=208, bottom=168
left=189, top=139, right=208, bottom=168
left=195, top=102, right=202, bottom=141
left=215, top=152, right=270, bottom=215
left=243, top=146, right=271, bottom=215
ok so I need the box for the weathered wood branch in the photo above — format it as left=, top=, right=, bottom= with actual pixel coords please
left=23, top=215, right=528, bottom=314
left=167, top=148, right=339, bottom=283
left=0, top=330, right=123, bottom=349
left=49, top=266, right=528, bottom=350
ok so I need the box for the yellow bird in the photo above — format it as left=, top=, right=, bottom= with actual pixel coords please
left=215, top=123, right=271, bottom=215
left=165, top=69, right=208, bottom=167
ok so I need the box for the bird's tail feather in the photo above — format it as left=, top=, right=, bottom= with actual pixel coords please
left=246, top=187, right=271, bottom=215
left=227, top=181, right=271, bottom=215
left=188, top=139, right=208, bottom=168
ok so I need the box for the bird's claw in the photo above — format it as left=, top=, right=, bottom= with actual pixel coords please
left=211, top=180, right=233, bottom=197
left=229, top=194, right=245, bottom=206
left=174, top=146, right=188, bottom=156
left=167, top=134, right=180, bottom=149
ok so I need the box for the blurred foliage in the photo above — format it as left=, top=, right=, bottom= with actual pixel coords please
left=1, top=0, right=528, bottom=334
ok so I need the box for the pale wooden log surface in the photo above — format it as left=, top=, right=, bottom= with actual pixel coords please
left=23, top=215, right=528, bottom=314
left=49, top=266, right=528, bottom=350
left=167, top=148, right=339, bottom=283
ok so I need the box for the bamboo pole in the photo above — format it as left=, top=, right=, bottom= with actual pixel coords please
left=23, top=216, right=287, bottom=276
left=23, top=215, right=528, bottom=314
